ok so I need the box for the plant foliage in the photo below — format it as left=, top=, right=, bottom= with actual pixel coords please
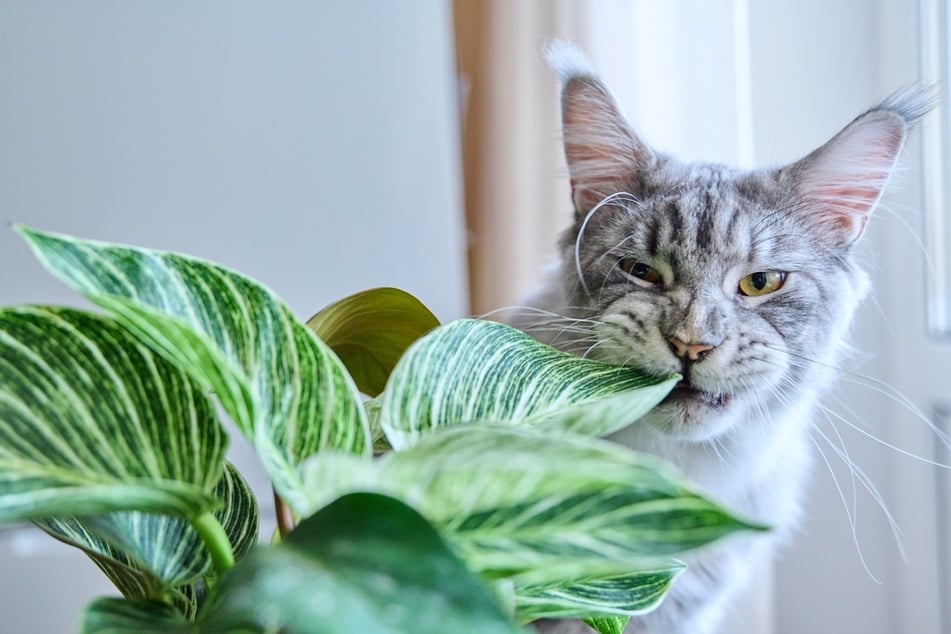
left=0, top=227, right=766, bottom=633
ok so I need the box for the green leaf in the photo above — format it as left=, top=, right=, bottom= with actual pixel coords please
left=0, top=307, right=225, bottom=523
left=299, top=427, right=765, bottom=587
left=378, top=319, right=678, bottom=449
left=17, top=227, right=371, bottom=511
left=200, top=493, right=526, bottom=634
left=81, top=598, right=190, bottom=634
left=307, top=287, right=439, bottom=397
left=208, top=461, right=260, bottom=564
left=583, top=615, right=631, bottom=634
left=40, top=514, right=204, bottom=617
left=37, top=462, right=258, bottom=619
left=365, top=395, right=393, bottom=453
left=515, top=567, right=683, bottom=621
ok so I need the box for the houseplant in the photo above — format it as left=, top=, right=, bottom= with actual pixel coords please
left=0, top=227, right=763, bottom=633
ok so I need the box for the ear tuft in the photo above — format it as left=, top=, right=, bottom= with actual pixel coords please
left=544, top=39, right=598, bottom=85
left=876, top=82, right=942, bottom=128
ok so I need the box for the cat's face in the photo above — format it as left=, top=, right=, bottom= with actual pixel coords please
left=551, top=67, right=926, bottom=442
left=563, top=165, right=868, bottom=441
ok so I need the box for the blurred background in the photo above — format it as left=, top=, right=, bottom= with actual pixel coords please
left=1, top=1, right=949, bottom=632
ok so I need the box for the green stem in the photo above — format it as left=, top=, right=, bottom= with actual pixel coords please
left=191, top=512, right=235, bottom=577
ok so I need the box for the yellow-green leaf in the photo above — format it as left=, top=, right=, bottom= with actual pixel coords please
left=307, top=287, right=439, bottom=397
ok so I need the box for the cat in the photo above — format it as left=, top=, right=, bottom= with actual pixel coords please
left=512, top=43, right=935, bottom=634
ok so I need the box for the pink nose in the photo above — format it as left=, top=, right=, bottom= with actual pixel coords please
left=668, top=337, right=715, bottom=362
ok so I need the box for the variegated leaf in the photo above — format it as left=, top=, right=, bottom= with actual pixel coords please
left=515, top=566, right=683, bottom=621
left=37, top=462, right=258, bottom=619
left=299, top=427, right=764, bottom=586
left=0, top=307, right=224, bottom=522
left=18, top=228, right=371, bottom=511
left=81, top=598, right=190, bottom=634
left=378, top=319, right=678, bottom=449
left=583, top=616, right=631, bottom=634
left=307, top=287, right=439, bottom=397
left=364, top=396, right=392, bottom=453
left=200, top=493, right=526, bottom=633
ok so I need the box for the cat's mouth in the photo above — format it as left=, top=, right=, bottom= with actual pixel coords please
left=664, top=381, right=727, bottom=409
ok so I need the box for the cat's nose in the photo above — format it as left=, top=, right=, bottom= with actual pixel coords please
left=667, top=337, right=715, bottom=362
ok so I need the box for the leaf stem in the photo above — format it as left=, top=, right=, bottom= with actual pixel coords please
left=191, top=512, right=235, bottom=576
left=274, top=487, right=295, bottom=539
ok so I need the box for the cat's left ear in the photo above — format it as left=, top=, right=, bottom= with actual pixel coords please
left=788, top=87, right=935, bottom=247
left=546, top=41, right=654, bottom=217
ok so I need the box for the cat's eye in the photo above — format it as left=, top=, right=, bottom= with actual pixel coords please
left=738, top=271, right=786, bottom=297
left=619, top=259, right=661, bottom=285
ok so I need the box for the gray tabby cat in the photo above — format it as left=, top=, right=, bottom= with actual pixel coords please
left=516, top=44, right=934, bottom=634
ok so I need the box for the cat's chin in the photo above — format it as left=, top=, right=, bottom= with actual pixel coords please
left=645, top=384, right=736, bottom=441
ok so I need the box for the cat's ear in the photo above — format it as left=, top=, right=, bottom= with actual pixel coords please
left=789, top=87, right=935, bottom=247
left=547, top=42, right=654, bottom=216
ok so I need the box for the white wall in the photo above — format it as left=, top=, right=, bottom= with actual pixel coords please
left=0, top=2, right=466, bottom=632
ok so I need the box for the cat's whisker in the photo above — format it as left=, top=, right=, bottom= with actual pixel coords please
left=820, top=404, right=909, bottom=563
left=486, top=307, right=610, bottom=352
left=773, top=369, right=911, bottom=522
left=705, top=435, right=730, bottom=467
left=580, top=339, right=614, bottom=360
left=771, top=369, right=935, bottom=543
left=812, top=415, right=908, bottom=561
left=739, top=366, right=910, bottom=574
left=763, top=343, right=951, bottom=449
left=597, top=235, right=641, bottom=265
left=865, top=200, right=940, bottom=285
left=581, top=338, right=635, bottom=365
left=479, top=305, right=602, bottom=326
left=748, top=378, right=776, bottom=430
left=808, top=432, right=884, bottom=584
left=820, top=396, right=951, bottom=468
left=819, top=412, right=862, bottom=546
left=574, top=192, right=642, bottom=297
left=517, top=323, right=598, bottom=337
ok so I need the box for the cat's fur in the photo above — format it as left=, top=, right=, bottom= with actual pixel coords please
left=514, top=44, right=935, bottom=634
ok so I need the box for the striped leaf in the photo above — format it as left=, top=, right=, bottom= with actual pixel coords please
left=200, top=493, right=526, bottom=633
left=37, top=462, right=258, bottom=619
left=18, top=228, right=371, bottom=511
left=307, top=287, right=439, bottom=397
left=299, top=426, right=765, bottom=588
left=81, top=598, right=190, bottom=634
left=378, top=319, right=678, bottom=449
left=0, top=307, right=224, bottom=523
left=583, top=616, right=631, bottom=634
left=515, top=567, right=683, bottom=621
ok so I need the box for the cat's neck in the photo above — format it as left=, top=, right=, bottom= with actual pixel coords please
left=607, top=396, right=816, bottom=530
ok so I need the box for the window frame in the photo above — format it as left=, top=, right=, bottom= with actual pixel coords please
left=921, top=0, right=951, bottom=337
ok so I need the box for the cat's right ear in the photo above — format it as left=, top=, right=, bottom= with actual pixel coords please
left=786, top=85, right=937, bottom=247
left=547, top=42, right=654, bottom=216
